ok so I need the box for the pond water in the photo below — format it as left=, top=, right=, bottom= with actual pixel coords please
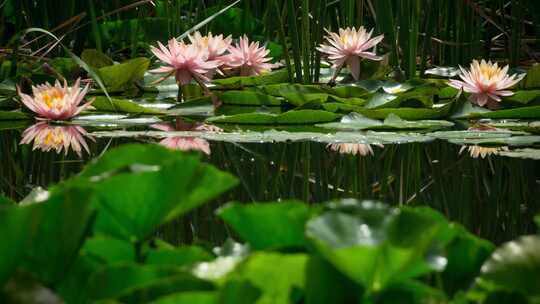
left=1, top=103, right=539, bottom=246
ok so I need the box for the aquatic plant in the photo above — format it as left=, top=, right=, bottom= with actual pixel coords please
left=317, top=27, right=384, bottom=81
left=448, top=60, right=525, bottom=109
left=149, top=38, right=220, bottom=86
left=17, top=78, right=92, bottom=120
left=20, top=122, right=93, bottom=157
left=224, top=35, right=276, bottom=76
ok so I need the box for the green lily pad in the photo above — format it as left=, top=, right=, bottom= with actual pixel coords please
left=520, top=63, right=540, bottom=89
left=356, top=101, right=453, bottom=120
left=281, top=92, right=329, bottom=106
left=260, top=83, right=326, bottom=96
left=452, top=101, right=540, bottom=119
left=149, top=292, right=218, bottom=304
left=319, top=113, right=453, bottom=131
left=366, top=86, right=438, bottom=109
left=207, top=109, right=340, bottom=125
left=97, top=57, right=150, bottom=92
left=212, top=69, right=289, bottom=88
left=81, top=49, right=114, bottom=69
left=498, top=148, right=540, bottom=160
left=218, top=201, right=312, bottom=250
left=0, top=110, right=31, bottom=120
left=91, top=96, right=164, bottom=114
left=219, top=91, right=282, bottom=106
left=503, top=90, right=540, bottom=105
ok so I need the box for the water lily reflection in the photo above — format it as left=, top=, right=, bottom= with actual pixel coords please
left=327, top=143, right=383, bottom=156
left=151, top=119, right=222, bottom=155
left=459, top=145, right=509, bottom=159
left=20, top=122, right=93, bottom=157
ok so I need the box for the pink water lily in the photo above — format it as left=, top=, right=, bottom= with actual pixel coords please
left=150, top=38, right=220, bottom=85
left=17, top=78, right=91, bottom=120
left=317, top=27, right=384, bottom=80
left=151, top=119, right=222, bottom=155
left=188, top=31, right=232, bottom=63
left=448, top=59, right=525, bottom=109
left=20, top=122, right=93, bottom=157
left=225, top=35, right=276, bottom=76
left=327, top=143, right=383, bottom=156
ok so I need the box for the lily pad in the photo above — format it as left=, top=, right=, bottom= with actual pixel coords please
left=219, top=91, right=282, bottom=106
left=207, top=110, right=340, bottom=125
left=520, top=63, right=540, bottom=89
left=212, top=69, right=289, bottom=88
left=497, top=148, right=540, bottom=160
left=320, top=112, right=453, bottom=132
left=81, top=49, right=114, bottom=69
left=91, top=96, right=164, bottom=114
left=424, top=67, right=460, bottom=78
left=0, top=110, right=31, bottom=120
left=97, top=57, right=150, bottom=92
left=452, top=101, right=540, bottom=119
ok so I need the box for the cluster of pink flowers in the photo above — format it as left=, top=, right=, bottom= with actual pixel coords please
left=150, top=32, right=276, bottom=85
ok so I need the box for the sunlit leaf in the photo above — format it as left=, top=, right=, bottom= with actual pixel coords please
left=218, top=201, right=312, bottom=250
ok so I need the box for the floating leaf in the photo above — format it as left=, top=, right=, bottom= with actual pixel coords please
left=357, top=102, right=453, bottom=120
left=81, top=236, right=135, bottom=264
left=452, top=101, right=540, bottom=119
left=261, top=83, right=326, bottom=96
left=207, top=110, right=340, bottom=125
left=212, top=69, right=289, bottom=88
left=498, top=148, right=540, bottom=160
left=218, top=201, right=312, bottom=250
left=91, top=96, right=164, bottom=114
left=219, top=91, right=282, bottom=106
left=281, top=93, right=329, bottom=106
left=520, top=63, right=540, bottom=89
left=81, top=49, right=114, bottom=69
left=503, top=90, right=540, bottom=105
left=0, top=110, right=32, bottom=120
left=97, top=57, right=150, bottom=91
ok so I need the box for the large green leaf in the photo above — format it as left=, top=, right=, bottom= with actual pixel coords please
left=442, top=226, right=495, bottom=295
left=207, top=109, right=340, bottom=124
left=91, top=96, right=164, bottom=114
left=318, top=113, right=453, bottom=131
left=81, top=236, right=136, bottom=264
left=365, top=86, right=437, bottom=109
left=19, top=186, right=97, bottom=285
left=218, top=201, right=312, bottom=250
left=452, top=101, right=540, bottom=119
left=212, top=69, right=289, bottom=88
left=305, top=255, right=361, bottom=304
left=0, top=205, right=30, bottom=284
left=219, top=91, right=282, bottom=106
left=478, top=235, right=540, bottom=297
left=146, top=246, right=213, bottom=267
left=86, top=264, right=213, bottom=301
left=0, top=110, right=31, bottom=120
left=504, top=90, right=540, bottom=105
left=97, top=57, right=150, bottom=91
left=261, top=83, right=326, bottom=96
left=81, top=49, right=114, bottom=69
left=520, top=63, right=540, bottom=89
left=70, top=144, right=238, bottom=241
left=305, top=200, right=454, bottom=294
left=150, top=291, right=218, bottom=304
left=356, top=102, right=453, bottom=120
left=231, top=252, right=308, bottom=304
